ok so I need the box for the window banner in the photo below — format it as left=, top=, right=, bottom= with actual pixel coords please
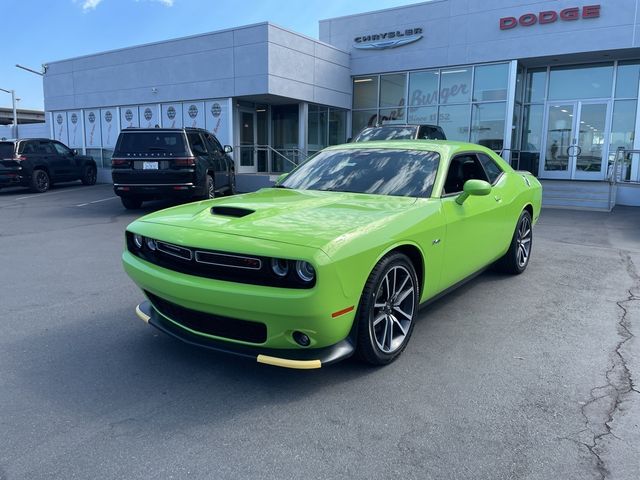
left=53, top=112, right=69, bottom=145
left=66, top=111, right=82, bottom=147
left=205, top=99, right=229, bottom=146
left=84, top=109, right=102, bottom=147
left=101, top=108, right=118, bottom=149
left=162, top=103, right=183, bottom=128
left=183, top=101, right=205, bottom=128
left=120, top=106, right=139, bottom=129
left=139, top=104, right=159, bottom=128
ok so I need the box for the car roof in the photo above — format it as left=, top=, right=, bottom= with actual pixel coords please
left=325, top=140, right=498, bottom=157
left=121, top=127, right=204, bottom=132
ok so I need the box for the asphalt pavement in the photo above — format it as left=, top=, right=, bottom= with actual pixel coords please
left=0, top=182, right=638, bottom=480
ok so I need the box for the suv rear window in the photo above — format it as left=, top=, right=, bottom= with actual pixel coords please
left=353, top=126, right=418, bottom=142
left=0, top=142, right=15, bottom=159
left=114, top=132, right=187, bottom=155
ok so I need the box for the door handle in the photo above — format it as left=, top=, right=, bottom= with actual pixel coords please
left=494, top=195, right=502, bottom=202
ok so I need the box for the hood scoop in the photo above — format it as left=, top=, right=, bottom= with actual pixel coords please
left=210, top=206, right=255, bottom=218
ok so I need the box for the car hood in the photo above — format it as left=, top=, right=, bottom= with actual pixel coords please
left=138, top=188, right=419, bottom=252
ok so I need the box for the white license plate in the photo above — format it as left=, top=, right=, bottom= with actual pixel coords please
left=143, top=161, right=158, bottom=170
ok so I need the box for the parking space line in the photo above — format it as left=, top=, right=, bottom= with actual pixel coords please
left=76, top=196, right=118, bottom=207
left=14, top=185, right=104, bottom=201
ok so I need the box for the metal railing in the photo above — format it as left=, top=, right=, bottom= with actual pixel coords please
left=234, top=144, right=309, bottom=174
left=608, top=147, right=640, bottom=184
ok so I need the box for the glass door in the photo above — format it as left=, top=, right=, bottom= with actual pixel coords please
left=539, top=101, right=611, bottom=180
left=573, top=101, right=610, bottom=180
left=238, top=109, right=257, bottom=174
left=539, top=103, right=576, bottom=179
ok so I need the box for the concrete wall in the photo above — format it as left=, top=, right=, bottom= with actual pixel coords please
left=0, top=122, right=49, bottom=140
left=320, top=0, right=640, bottom=75
left=44, top=22, right=351, bottom=112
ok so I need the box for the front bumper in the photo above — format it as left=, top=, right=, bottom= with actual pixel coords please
left=136, top=301, right=355, bottom=369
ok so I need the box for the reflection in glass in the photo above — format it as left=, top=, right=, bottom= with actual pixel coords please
left=378, top=107, right=406, bottom=124
left=525, top=69, right=546, bottom=103
left=473, top=64, right=509, bottom=102
left=438, top=104, right=470, bottom=141
left=471, top=102, right=506, bottom=150
left=240, top=111, right=255, bottom=167
left=352, top=110, right=379, bottom=135
left=576, top=103, right=607, bottom=172
left=408, top=106, right=438, bottom=125
left=439, top=68, right=471, bottom=104
left=280, top=148, right=440, bottom=198
left=615, top=62, right=640, bottom=98
left=329, top=109, right=347, bottom=146
left=271, top=104, right=299, bottom=172
left=544, top=104, right=573, bottom=171
left=380, top=73, right=407, bottom=108
left=609, top=100, right=637, bottom=180
left=308, top=105, right=328, bottom=153
left=408, top=71, right=439, bottom=106
left=548, top=64, right=613, bottom=100
left=353, top=76, right=379, bottom=110
left=522, top=104, right=544, bottom=151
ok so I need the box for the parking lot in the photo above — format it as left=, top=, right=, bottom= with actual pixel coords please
left=0, top=182, right=638, bottom=480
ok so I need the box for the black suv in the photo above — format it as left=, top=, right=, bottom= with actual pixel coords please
left=0, top=138, right=97, bottom=193
left=352, top=124, right=447, bottom=142
left=111, top=128, right=236, bottom=209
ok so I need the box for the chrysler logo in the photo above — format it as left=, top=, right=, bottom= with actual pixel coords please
left=354, top=27, right=423, bottom=50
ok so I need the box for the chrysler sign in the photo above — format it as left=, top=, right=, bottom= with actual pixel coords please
left=354, top=27, right=423, bottom=50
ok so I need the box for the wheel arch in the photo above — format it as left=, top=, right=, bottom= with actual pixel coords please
left=374, top=242, right=426, bottom=297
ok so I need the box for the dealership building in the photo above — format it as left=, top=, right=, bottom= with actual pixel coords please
left=43, top=0, right=640, bottom=208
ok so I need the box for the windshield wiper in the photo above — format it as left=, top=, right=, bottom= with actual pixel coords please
left=148, top=147, right=167, bottom=151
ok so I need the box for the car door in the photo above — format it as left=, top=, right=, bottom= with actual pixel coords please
left=439, top=152, right=511, bottom=287
left=210, top=134, right=229, bottom=187
left=51, top=141, right=77, bottom=178
left=37, top=141, right=60, bottom=177
left=203, top=133, right=227, bottom=188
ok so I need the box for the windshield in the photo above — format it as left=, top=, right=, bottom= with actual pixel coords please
left=0, top=142, right=15, bottom=159
left=114, top=132, right=187, bottom=155
left=353, top=126, right=418, bottom=142
left=279, top=148, right=440, bottom=198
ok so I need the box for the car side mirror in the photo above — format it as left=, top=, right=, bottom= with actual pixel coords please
left=455, top=179, right=492, bottom=205
left=224, top=145, right=233, bottom=154
left=72, top=149, right=78, bottom=156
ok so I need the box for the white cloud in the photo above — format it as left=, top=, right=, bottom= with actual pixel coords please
left=136, top=0, right=175, bottom=6
left=78, top=0, right=103, bottom=11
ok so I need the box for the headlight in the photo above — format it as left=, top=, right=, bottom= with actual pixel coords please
left=271, top=258, right=289, bottom=277
left=146, top=238, right=157, bottom=251
left=295, top=261, right=315, bottom=282
left=133, top=234, right=143, bottom=249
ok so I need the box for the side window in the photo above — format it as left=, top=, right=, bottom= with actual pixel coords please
left=204, top=134, right=221, bottom=153
left=188, top=133, right=208, bottom=155
left=52, top=142, right=72, bottom=156
left=443, top=154, right=489, bottom=195
left=21, top=142, right=37, bottom=154
left=477, top=153, right=503, bottom=184
left=37, top=141, right=56, bottom=155
left=211, top=135, right=224, bottom=154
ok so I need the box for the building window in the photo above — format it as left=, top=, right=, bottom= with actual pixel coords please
left=379, top=73, right=407, bottom=110
left=473, top=64, right=509, bottom=102
left=548, top=64, right=614, bottom=100
left=353, top=76, right=379, bottom=110
left=307, top=105, right=347, bottom=155
left=615, top=61, right=640, bottom=98
left=439, top=68, right=471, bottom=104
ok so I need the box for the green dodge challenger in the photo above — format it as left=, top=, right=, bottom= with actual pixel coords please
left=123, top=140, right=542, bottom=369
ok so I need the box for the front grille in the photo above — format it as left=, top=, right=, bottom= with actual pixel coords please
left=126, top=232, right=315, bottom=289
left=146, top=291, right=267, bottom=343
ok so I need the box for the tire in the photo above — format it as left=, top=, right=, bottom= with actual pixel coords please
left=121, top=197, right=143, bottom=209
left=355, top=252, right=419, bottom=365
left=81, top=164, right=97, bottom=185
left=30, top=169, right=50, bottom=193
left=495, top=209, right=533, bottom=275
left=203, top=174, right=216, bottom=199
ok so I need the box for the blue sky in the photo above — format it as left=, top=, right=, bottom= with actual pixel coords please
left=0, top=0, right=413, bottom=111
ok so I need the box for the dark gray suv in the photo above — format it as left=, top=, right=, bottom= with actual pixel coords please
left=111, top=127, right=236, bottom=209
left=0, top=138, right=97, bottom=193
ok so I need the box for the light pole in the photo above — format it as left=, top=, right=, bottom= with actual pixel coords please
left=0, top=87, right=18, bottom=138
